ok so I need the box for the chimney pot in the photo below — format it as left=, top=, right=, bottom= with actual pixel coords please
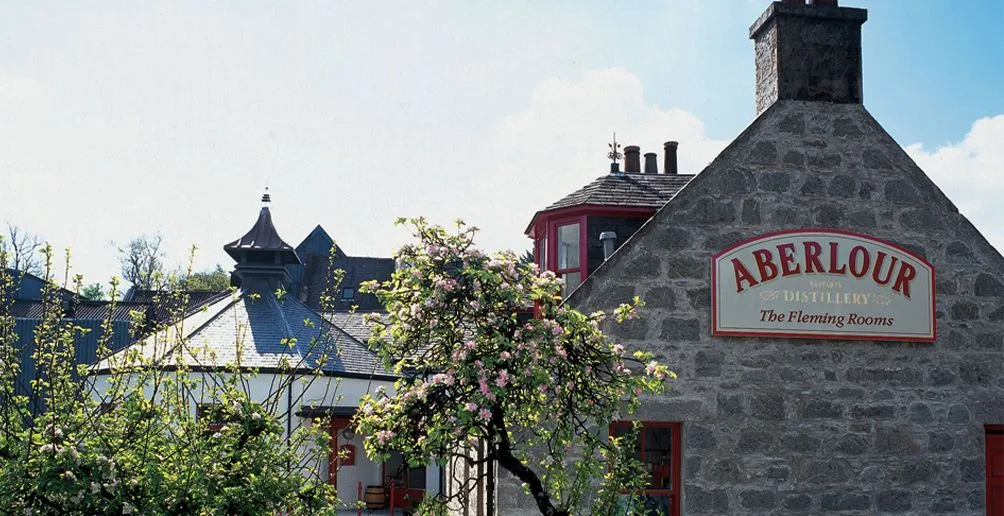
left=663, top=141, right=679, bottom=175
left=643, top=153, right=658, bottom=174
left=624, top=145, right=641, bottom=173
left=610, top=162, right=621, bottom=174
left=599, top=231, right=617, bottom=261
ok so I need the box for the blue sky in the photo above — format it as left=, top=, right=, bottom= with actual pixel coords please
left=0, top=1, right=1001, bottom=286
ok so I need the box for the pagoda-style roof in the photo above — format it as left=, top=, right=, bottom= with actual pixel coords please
left=545, top=173, right=695, bottom=212
left=224, top=207, right=300, bottom=265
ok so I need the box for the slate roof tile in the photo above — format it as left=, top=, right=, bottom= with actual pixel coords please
left=544, top=173, right=696, bottom=211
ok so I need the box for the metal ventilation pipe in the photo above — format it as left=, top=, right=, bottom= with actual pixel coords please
left=600, top=231, right=617, bottom=261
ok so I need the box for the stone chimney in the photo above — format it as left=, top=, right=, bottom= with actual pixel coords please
left=750, top=0, right=867, bottom=115
left=624, top=145, right=641, bottom=173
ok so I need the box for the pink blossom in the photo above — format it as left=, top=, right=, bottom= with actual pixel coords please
left=375, top=430, right=395, bottom=444
left=475, top=360, right=484, bottom=368
left=496, top=370, right=510, bottom=387
left=465, top=340, right=476, bottom=350
left=555, top=346, right=567, bottom=358
left=538, top=384, right=548, bottom=394
left=500, top=351, right=511, bottom=361
left=465, top=402, right=478, bottom=412
left=551, top=325, right=562, bottom=336
left=645, top=361, right=658, bottom=375
left=612, top=344, right=624, bottom=355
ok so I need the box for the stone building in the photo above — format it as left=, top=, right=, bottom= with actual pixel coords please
left=504, top=1, right=1003, bottom=514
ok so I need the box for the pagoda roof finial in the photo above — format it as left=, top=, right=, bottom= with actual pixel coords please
left=261, top=180, right=271, bottom=205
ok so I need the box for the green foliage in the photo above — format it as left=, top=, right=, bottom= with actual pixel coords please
left=182, top=264, right=230, bottom=291
left=0, top=245, right=342, bottom=514
left=81, top=282, right=105, bottom=301
left=355, top=218, right=675, bottom=516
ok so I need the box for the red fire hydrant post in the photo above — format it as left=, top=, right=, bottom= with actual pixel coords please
left=389, top=484, right=395, bottom=516
left=357, top=481, right=363, bottom=516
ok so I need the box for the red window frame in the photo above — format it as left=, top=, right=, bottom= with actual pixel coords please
left=609, top=421, right=681, bottom=516
left=988, top=425, right=1004, bottom=516
left=547, top=215, right=587, bottom=294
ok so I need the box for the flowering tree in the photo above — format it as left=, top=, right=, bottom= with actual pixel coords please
left=0, top=244, right=340, bottom=514
left=355, top=218, right=674, bottom=516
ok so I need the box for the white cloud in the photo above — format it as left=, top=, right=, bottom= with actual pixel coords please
left=471, top=67, right=728, bottom=252
left=905, top=115, right=1004, bottom=253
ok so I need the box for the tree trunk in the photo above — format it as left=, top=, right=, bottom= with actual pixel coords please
left=492, top=410, right=569, bottom=516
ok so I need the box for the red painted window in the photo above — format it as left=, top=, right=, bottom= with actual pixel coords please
left=548, top=216, right=587, bottom=296
left=609, top=421, right=681, bottom=516
left=988, top=425, right=1004, bottom=516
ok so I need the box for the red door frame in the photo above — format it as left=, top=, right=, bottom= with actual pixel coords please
left=987, top=425, right=1004, bottom=516
left=328, top=417, right=350, bottom=486
left=609, top=421, right=682, bottom=516
left=381, top=458, right=426, bottom=509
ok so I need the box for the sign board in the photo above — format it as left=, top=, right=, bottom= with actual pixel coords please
left=712, top=229, right=935, bottom=342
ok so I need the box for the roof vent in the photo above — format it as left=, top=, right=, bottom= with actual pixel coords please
left=599, top=232, right=617, bottom=261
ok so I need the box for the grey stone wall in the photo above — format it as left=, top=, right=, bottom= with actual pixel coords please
left=498, top=100, right=1004, bottom=514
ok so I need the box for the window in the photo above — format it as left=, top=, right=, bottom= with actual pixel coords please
left=554, top=221, right=583, bottom=295
left=609, top=421, right=681, bottom=516
left=197, top=404, right=225, bottom=433
left=536, top=236, right=547, bottom=269
left=341, top=287, right=355, bottom=300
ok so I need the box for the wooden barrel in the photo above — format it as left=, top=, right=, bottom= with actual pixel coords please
left=364, top=486, right=386, bottom=509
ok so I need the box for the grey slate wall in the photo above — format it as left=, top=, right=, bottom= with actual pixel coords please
left=498, top=100, right=1004, bottom=514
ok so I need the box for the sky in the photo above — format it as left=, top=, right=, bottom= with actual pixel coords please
left=1, top=1, right=1001, bottom=288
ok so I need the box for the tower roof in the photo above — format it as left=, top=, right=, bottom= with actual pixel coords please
left=224, top=206, right=300, bottom=265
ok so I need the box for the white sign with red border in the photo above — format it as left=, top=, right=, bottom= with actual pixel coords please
left=712, top=229, right=935, bottom=342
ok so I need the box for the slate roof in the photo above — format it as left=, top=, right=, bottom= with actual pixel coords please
left=224, top=207, right=300, bottom=265
left=12, top=300, right=147, bottom=321
left=324, top=311, right=382, bottom=345
left=92, top=279, right=393, bottom=379
left=543, top=173, right=695, bottom=212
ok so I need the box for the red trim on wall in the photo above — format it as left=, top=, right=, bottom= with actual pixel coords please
left=987, top=425, right=1004, bottom=516
left=710, top=228, right=937, bottom=342
left=526, top=204, right=655, bottom=238
left=608, top=421, right=681, bottom=516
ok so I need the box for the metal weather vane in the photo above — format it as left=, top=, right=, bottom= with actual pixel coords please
left=607, top=132, right=623, bottom=164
